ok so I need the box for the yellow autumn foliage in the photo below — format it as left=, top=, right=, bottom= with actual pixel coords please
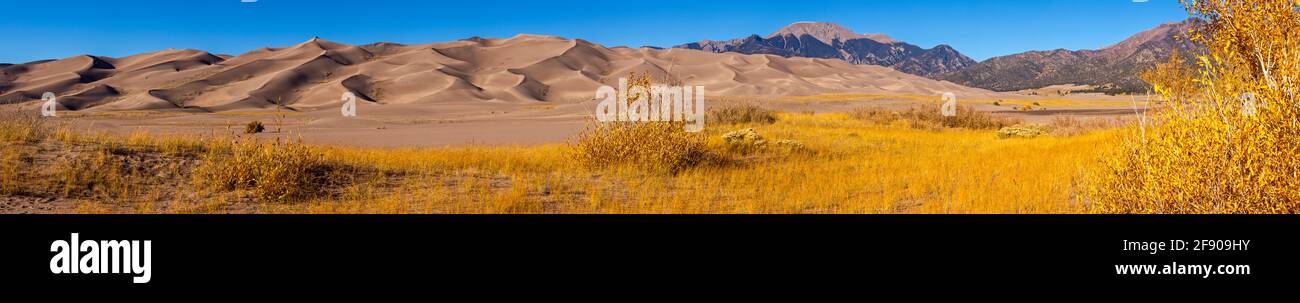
left=1090, top=0, right=1300, bottom=213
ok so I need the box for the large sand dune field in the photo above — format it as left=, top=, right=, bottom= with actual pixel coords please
left=1, top=35, right=1143, bottom=146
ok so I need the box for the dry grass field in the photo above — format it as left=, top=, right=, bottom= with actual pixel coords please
left=0, top=105, right=1124, bottom=214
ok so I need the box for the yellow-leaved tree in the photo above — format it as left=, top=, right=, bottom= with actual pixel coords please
left=1091, top=0, right=1300, bottom=213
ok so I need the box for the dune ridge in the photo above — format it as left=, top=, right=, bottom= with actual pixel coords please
left=0, top=35, right=999, bottom=112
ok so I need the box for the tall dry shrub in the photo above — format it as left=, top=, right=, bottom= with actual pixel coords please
left=1091, top=0, right=1300, bottom=213
left=570, top=122, right=713, bottom=175
left=571, top=71, right=717, bottom=174
left=193, top=140, right=340, bottom=202
left=52, top=150, right=137, bottom=201
left=0, top=112, right=46, bottom=143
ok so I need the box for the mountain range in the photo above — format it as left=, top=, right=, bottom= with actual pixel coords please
left=942, top=20, right=1196, bottom=93
left=677, top=20, right=1196, bottom=93
left=675, top=22, right=977, bottom=78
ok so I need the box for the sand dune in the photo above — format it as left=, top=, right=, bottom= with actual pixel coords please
left=0, top=35, right=1003, bottom=113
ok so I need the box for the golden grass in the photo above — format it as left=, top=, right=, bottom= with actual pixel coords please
left=51, top=150, right=138, bottom=201
left=996, top=124, right=1050, bottom=139
left=664, top=113, right=1108, bottom=213
left=1, top=113, right=45, bottom=196
left=773, top=93, right=1146, bottom=109
left=0, top=112, right=46, bottom=143
left=192, top=139, right=349, bottom=202
left=777, top=93, right=935, bottom=104
left=849, top=105, right=1021, bottom=130
left=0, top=144, right=27, bottom=195
left=708, top=104, right=778, bottom=125
left=1047, top=116, right=1127, bottom=136
left=280, top=112, right=1113, bottom=213
left=2, top=107, right=1121, bottom=213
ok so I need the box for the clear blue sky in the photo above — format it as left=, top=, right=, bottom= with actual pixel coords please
left=0, top=0, right=1189, bottom=64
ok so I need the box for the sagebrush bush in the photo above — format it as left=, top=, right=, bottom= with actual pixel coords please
left=719, top=128, right=812, bottom=157
left=849, top=105, right=1020, bottom=130
left=773, top=139, right=808, bottom=154
left=721, top=128, right=767, bottom=154
left=708, top=104, right=778, bottom=125
left=997, top=124, right=1049, bottom=139
left=1090, top=0, right=1300, bottom=213
left=193, top=140, right=339, bottom=202
left=244, top=121, right=265, bottom=134
left=569, top=122, right=715, bottom=174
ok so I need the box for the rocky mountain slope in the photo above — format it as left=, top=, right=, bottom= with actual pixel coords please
left=675, top=22, right=976, bottom=78
left=942, top=20, right=1196, bottom=93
